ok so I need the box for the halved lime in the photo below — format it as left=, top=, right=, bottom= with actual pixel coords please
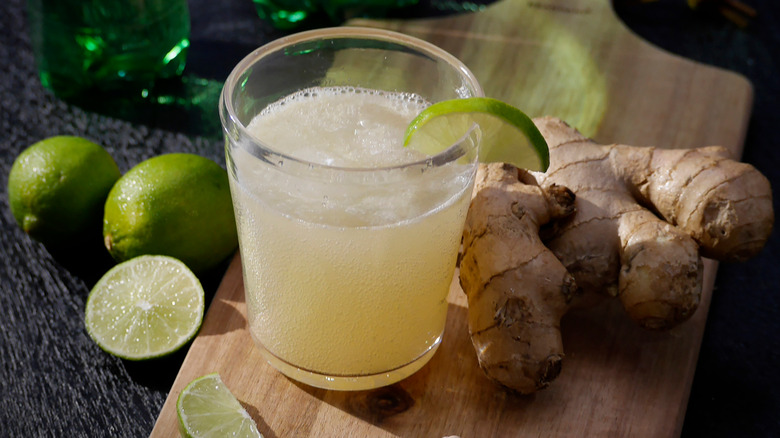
left=85, top=255, right=204, bottom=360
left=404, top=97, right=549, bottom=171
left=177, top=373, right=263, bottom=438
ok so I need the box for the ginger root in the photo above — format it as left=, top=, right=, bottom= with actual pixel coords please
left=459, top=116, right=773, bottom=394
left=459, top=163, right=577, bottom=393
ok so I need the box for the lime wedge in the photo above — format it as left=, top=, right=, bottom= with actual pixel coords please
left=177, top=373, right=263, bottom=438
left=84, top=255, right=204, bottom=360
left=404, top=97, right=549, bottom=171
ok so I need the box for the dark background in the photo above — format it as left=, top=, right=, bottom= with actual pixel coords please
left=1, top=0, right=777, bottom=436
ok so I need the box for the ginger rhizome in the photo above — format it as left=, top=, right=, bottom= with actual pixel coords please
left=459, top=163, right=577, bottom=393
left=459, top=116, right=773, bottom=394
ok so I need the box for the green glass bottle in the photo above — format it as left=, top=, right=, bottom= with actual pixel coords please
left=27, top=0, right=190, bottom=100
left=252, top=0, right=419, bottom=30
left=252, top=0, right=322, bottom=30
left=321, top=0, right=419, bottom=23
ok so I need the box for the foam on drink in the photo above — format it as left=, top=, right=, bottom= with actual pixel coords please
left=247, top=86, right=430, bottom=168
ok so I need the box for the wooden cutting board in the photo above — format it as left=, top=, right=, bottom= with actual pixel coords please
left=151, top=0, right=753, bottom=436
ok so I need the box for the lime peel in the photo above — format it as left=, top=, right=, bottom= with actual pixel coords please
left=403, top=97, right=549, bottom=172
left=85, top=255, right=204, bottom=360
left=177, top=373, right=263, bottom=438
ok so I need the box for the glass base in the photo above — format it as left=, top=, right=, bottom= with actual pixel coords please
left=252, top=336, right=442, bottom=391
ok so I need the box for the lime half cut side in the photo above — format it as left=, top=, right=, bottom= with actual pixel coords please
left=404, top=97, right=549, bottom=171
left=85, top=255, right=205, bottom=360
left=177, top=373, right=263, bottom=438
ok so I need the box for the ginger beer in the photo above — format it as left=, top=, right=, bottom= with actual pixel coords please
left=228, top=87, right=474, bottom=389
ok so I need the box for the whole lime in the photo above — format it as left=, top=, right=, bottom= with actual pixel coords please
left=103, top=153, right=238, bottom=273
left=7, top=136, right=121, bottom=247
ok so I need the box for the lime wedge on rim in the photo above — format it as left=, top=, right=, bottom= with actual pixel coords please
left=404, top=97, right=549, bottom=171
left=85, top=255, right=204, bottom=360
left=177, top=373, right=263, bottom=438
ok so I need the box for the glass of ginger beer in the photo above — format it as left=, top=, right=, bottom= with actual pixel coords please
left=220, top=27, right=482, bottom=390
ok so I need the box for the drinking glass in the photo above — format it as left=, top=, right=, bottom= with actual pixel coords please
left=220, top=27, right=482, bottom=390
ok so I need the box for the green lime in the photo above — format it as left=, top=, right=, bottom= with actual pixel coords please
left=103, top=153, right=238, bottom=273
left=7, top=136, right=121, bottom=247
left=404, top=97, right=549, bottom=171
left=177, top=373, right=263, bottom=438
left=85, top=255, right=204, bottom=360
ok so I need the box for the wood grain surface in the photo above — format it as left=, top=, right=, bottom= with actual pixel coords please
left=151, top=0, right=753, bottom=436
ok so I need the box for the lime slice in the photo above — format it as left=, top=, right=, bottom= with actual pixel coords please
left=177, top=373, right=263, bottom=438
left=404, top=97, right=549, bottom=171
left=85, top=255, right=204, bottom=360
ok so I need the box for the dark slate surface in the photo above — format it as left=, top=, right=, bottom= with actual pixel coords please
left=1, top=0, right=777, bottom=436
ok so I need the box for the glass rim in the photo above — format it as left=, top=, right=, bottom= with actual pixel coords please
left=220, top=26, right=483, bottom=173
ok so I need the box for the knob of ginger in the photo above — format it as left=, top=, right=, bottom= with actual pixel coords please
left=459, top=116, right=773, bottom=394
